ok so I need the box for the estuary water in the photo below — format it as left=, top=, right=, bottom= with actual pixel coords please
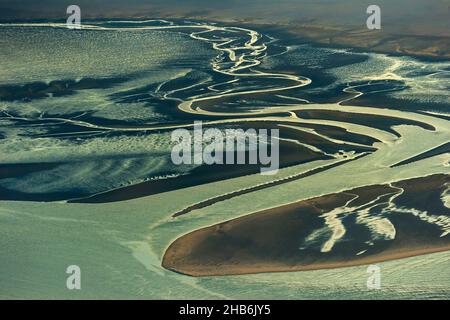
left=0, top=19, right=449, bottom=299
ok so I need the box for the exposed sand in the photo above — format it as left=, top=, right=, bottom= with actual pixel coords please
left=164, top=244, right=450, bottom=277
left=162, top=174, right=450, bottom=276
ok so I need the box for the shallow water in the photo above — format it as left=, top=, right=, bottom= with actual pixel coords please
left=0, top=19, right=448, bottom=299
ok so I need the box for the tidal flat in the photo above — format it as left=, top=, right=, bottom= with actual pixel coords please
left=0, top=19, right=448, bottom=299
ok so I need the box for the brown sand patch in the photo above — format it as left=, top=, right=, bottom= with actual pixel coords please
left=162, top=174, right=450, bottom=276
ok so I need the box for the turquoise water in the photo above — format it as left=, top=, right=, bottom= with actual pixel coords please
left=0, top=196, right=449, bottom=299
left=0, top=20, right=449, bottom=299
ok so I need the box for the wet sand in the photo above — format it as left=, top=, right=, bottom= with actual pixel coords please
left=73, top=120, right=359, bottom=203
left=172, top=153, right=366, bottom=217
left=295, top=109, right=436, bottom=136
left=0, top=162, right=59, bottom=179
left=74, top=118, right=381, bottom=204
left=162, top=174, right=450, bottom=276
left=74, top=141, right=330, bottom=203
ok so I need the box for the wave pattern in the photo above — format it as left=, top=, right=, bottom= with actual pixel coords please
left=0, top=20, right=449, bottom=265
